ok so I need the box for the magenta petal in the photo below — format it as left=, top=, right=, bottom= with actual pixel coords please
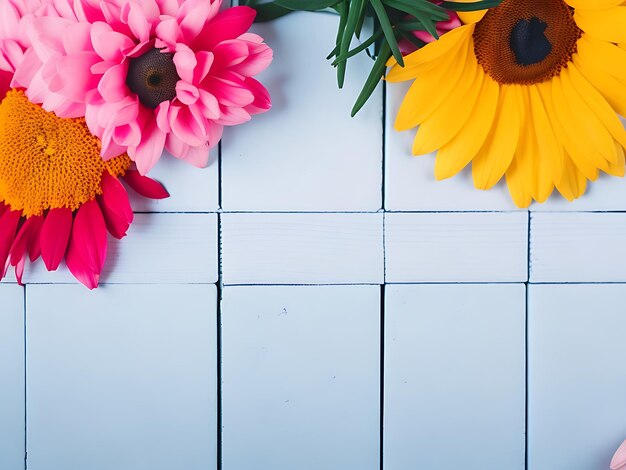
left=0, top=209, right=21, bottom=279
left=65, top=235, right=99, bottom=290
left=98, top=195, right=130, bottom=239
left=123, top=170, right=170, bottom=199
left=131, top=120, right=167, bottom=175
left=40, top=207, right=73, bottom=271
left=9, top=216, right=41, bottom=268
left=198, top=7, right=256, bottom=49
left=100, top=172, right=134, bottom=223
left=27, top=215, right=44, bottom=263
left=71, top=199, right=108, bottom=274
left=611, top=440, right=626, bottom=470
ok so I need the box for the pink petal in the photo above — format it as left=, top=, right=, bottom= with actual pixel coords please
left=177, top=0, right=212, bottom=41
left=242, top=77, right=271, bottom=115
left=176, top=81, right=199, bottom=105
left=98, top=63, right=129, bottom=102
left=169, top=104, right=206, bottom=147
left=155, top=16, right=181, bottom=48
left=122, top=170, right=170, bottom=199
left=51, top=51, right=100, bottom=102
left=130, top=119, right=167, bottom=175
left=62, top=22, right=93, bottom=54
left=124, top=1, right=152, bottom=42
left=28, top=216, right=44, bottom=263
left=71, top=199, right=107, bottom=274
left=9, top=216, right=42, bottom=284
left=91, top=22, right=135, bottom=62
left=611, top=440, right=626, bottom=470
left=173, top=43, right=196, bottom=83
left=40, top=207, right=73, bottom=271
left=231, top=41, right=273, bottom=77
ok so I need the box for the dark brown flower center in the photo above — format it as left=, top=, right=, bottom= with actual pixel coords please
left=126, top=48, right=180, bottom=109
left=473, top=0, right=582, bottom=85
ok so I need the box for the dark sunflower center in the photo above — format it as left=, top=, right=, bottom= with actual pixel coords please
left=473, top=0, right=582, bottom=85
left=126, top=48, right=180, bottom=109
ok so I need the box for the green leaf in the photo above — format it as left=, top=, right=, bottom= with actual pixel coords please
left=441, top=0, right=503, bottom=10
left=369, top=0, right=403, bottom=67
left=337, top=0, right=365, bottom=88
left=351, top=41, right=391, bottom=116
left=273, top=0, right=340, bottom=11
left=247, top=1, right=295, bottom=21
left=331, top=29, right=382, bottom=65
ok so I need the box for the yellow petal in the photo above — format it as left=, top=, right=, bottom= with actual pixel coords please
left=434, top=75, right=499, bottom=180
left=552, top=71, right=615, bottom=171
left=412, top=54, right=481, bottom=155
left=574, top=7, right=626, bottom=44
left=573, top=53, right=626, bottom=116
left=555, top=155, right=587, bottom=202
left=537, top=79, right=599, bottom=180
left=565, top=0, right=623, bottom=8
left=472, top=84, right=524, bottom=190
left=576, top=34, right=626, bottom=83
left=566, top=63, right=626, bottom=150
left=394, top=39, right=471, bottom=131
left=386, top=25, right=473, bottom=81
left=528, top=85, right=558, bottom=202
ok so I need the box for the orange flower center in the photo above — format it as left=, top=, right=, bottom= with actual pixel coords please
left=473, top=0, right=581, bottom=85
left=0, top=90, right=131, bottom=217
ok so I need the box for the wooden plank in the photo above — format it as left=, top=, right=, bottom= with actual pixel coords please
left=384, top=284, right=526, bottom=470
left=385, top=212, right=528, bottom=282
left=26, top=284, right=217, bottom=470
left=221, top=285, right=380, bottom=470
left=221, top=14, right=383, bottom=212
left=128, top=153, right=219, bottom=213
left=221, top=213, right=384, bottom=285
left=385, top=82, right=520, bottom=211
left=22, top=214, right=218, bottom=284
left=0, top=284, right=24, bottom=470
left=530, top=212, right=626, bottom=282
left=528, top=284, right=626, bottom=470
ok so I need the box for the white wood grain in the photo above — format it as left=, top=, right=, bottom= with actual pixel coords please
left=385, top=212, right=529, bottom=282
left=26, top=284, right=217, bottom=470
left=221, top=13, right=383, bottom=212
left=221, top=213, right=384, bottom=285
left=384, top=284, right=526, bottom=470
left=221, top=285, right=380, bottom=470
left=128, top=151, right=219, bottom=212
left=22, top=213, right=218, bottom=284
left=385, top=82, right=521, bottom=211
left=530, top=212, right=626, bottom=283
left=0, top=284, right=24, bottom=470
left=528, top=284, right=626, bottom=470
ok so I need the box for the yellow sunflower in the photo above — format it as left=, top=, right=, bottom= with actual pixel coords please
left=388, top=0, right=626, bottom=207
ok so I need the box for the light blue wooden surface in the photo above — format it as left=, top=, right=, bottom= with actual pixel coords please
left=528, top=285, right=626, bottom=470
left=384, top=284, right=526, bottom=470
left=221, top=286, right=380, bottom=470
left=25, top=285, right=217, bottom=470
left=0, top=285, right=24, bottom=470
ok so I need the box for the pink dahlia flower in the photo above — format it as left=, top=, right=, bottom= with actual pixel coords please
left=19, top=0, right=273, bottom=174
left=612, top=440, right=626, bottom=470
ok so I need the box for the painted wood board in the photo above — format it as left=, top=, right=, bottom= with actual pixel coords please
left=0, top=284, right=24, bottom=470
left=221, top=213, right=384, bottom=285
left=384, top=283, right=526, bottom=470
left=528, top=284, right=626, bottom=470
left=530, top=212, right=626, bottom=283
left=385, top=212, right=529, bottom=283
left=128, top=152, right=219, bottom=213
left=21, top=213, right=218, bottom=285
left=26, top=284, right=218, bottom=470
left=221, top=285, right=380, bottom=470
left=221, top=13, right=383, bottom=212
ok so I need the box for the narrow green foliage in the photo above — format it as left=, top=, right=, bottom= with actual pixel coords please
left=242, top=0, right=504, bottom=113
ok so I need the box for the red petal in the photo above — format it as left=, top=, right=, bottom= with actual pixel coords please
left=9, top=216, right=44, bottom=281
left=65, top=236, right=99, bottom=290
left=28, top=216, right=44, bottom=262
left=40, top=207, right=73, bottom=271
left=0, top=210, right=21, bottom=278
left=72, top=199, right=108, bottom=274
left=101, top=171, right=133, bottom=223
left=97, top=195, right=130, bottom=239
left=122, top=170, right=170, bottom=200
